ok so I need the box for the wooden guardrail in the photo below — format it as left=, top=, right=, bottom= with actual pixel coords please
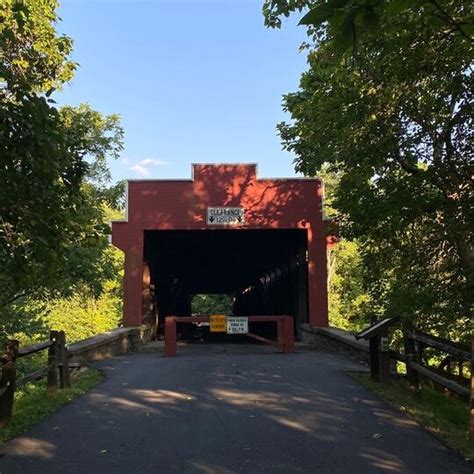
left=356, top=319, right=473, bottom=437
left=401, top=329, right=471, bottom=399
left=0, top=330, right=71, bottom=428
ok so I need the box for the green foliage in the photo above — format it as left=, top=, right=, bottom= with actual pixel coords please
left=44, top=202, right=125, bottom=344
left=0, top=0, right=76, bottom=94
left=264, top=1, right=473, bottom=52
left=44, top=283, right=122, bottom=344
left=264, top=0, right=473, bottom=340
left=0, top=0, right=124, bottom=313
left=0, top=101, right=124, bottom=308
left=0, top=0, right=126, bottom=350
left=320, top=166, right=372, bottom=331
left=0, top=299, right=47, bottom=343
left=0, top=200, right=125, bottom=346
left=0, top=0, right=128, bottom=353
left=352, top=372, right=473, bottom=459
left=0, top=368, right=102, bottom=443
left=59, top=104, right=124, bottom=186
left=263, top=0, right=310, bottom=28
left=328, top=241, right=371, bottom=331
left=191, top=294, right=234, bottom=315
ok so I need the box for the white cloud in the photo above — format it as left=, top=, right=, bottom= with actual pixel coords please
left=128, top=158, right=168, bottom=177
left=130, top=163, right=150, bottom=176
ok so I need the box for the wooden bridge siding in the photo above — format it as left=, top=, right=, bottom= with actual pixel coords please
left=112, top=164, right=329, bottom=329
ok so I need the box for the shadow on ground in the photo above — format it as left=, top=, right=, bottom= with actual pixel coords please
left=0, top=345, right=471, bottom=474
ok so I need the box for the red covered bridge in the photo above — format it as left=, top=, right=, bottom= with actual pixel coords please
left=111, top=164, right=332, bottom=337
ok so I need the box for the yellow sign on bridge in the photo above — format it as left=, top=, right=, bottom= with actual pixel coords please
left=210, top=314, right=227, bottom=332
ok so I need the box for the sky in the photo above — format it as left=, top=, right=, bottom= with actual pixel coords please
left=57, top=0, right=309, bottom=183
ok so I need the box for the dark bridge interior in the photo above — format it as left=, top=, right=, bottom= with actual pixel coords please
left=143, top=229, right=308, bottom=336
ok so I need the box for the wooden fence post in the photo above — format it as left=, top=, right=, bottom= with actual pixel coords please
left=378, top=330, right=391, bottom=384
left=47, top=331, right=59, bottom=396
left=58, top=331, right=71, bottom=389
left=470, top=339, right=473, bottom=439
left=356, top=317, right=399, bottom=383
left=403, top=324, right=420, bottom=392
left=0, top=340, right=19, bottom=428
left=369, top=336, right=380, bottom=382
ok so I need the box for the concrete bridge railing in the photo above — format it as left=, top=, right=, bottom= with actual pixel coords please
left=67, top=325, right=152, bottom=364
left=300, top=323, right=369, bottom=363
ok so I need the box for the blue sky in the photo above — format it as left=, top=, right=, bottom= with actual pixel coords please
left=57, top=0, right=309, bottom=182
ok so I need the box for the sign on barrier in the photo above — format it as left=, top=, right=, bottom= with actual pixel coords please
left=210, top=314, right=227, bottom=332
left=164, top=315, right=294, bottom=357
left=226, top=317, right=248, bottom=334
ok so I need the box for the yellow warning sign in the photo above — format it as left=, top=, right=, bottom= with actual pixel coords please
left=210, top=314, right=227, bottom=332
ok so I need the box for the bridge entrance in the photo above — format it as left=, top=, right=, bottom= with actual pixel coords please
left=144, top=228, right=308, bottom=336
left=112, top=164, right=331, bottom=339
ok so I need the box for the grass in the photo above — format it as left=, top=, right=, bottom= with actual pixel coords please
left=0, top=368, right=102, bottom=443
left=351, top=372, right=473, bottom=461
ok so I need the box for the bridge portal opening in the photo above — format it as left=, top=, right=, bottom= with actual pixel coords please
left=143, top=229, right=308, bottom=337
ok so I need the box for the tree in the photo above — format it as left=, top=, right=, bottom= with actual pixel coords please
left=0, top=1, right=124, bottom=311
left=38, top=202, right=126, bottom=344
left=263, top=0, right=473, bottom=339
left=0, top=0, right=75, bottom=95
left=191, top=294, right=234, bottom=315
left=320, top=166, right=372, bottom=330
left=263, top=0, right=473, bottom=48
left=2, top=199, right=126, bottom=343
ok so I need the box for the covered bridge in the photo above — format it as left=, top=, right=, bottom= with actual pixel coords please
left=111, top=164, right=331, bottom=337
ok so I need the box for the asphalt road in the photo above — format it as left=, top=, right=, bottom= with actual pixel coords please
left=0, top=345, right=471, bottom=474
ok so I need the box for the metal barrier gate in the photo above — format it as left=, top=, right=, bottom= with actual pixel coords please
left=164, top=315, right=294, bottom=357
